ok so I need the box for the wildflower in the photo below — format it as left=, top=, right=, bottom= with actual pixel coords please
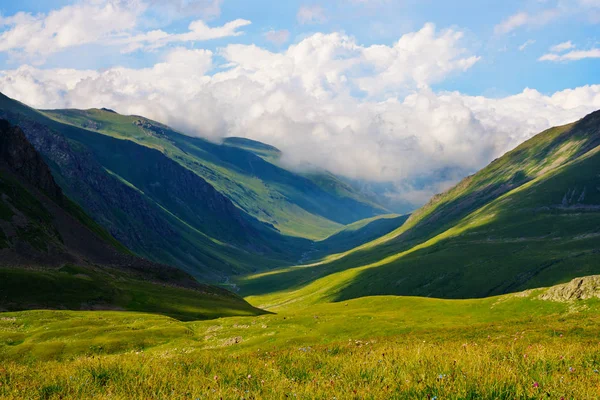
left=247, top=374, right=252, bottom=379
left=533, top=382, right=539, bottom=388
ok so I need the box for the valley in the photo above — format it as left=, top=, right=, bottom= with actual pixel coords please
left=1, top=1, right=600, bottom=397
left=0, top=95, right=599, bottom=399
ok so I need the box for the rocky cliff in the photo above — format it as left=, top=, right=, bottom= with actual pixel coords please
left=0, top=119, right=62, bottom=202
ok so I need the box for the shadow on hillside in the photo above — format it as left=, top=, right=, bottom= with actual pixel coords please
left=0, top=266, right=270, bottom=322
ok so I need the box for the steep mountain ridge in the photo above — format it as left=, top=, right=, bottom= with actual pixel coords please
left=0, top=94, right=311, bottom=280
left=0, top=119, right=62, bottom=202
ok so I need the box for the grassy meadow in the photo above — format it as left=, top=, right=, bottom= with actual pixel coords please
left=1, top=289, right=600, bottom=399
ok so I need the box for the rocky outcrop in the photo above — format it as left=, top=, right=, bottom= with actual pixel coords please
left=0, top=119, right=63, bottom=202
left=539, top=276, right=600, bottom=302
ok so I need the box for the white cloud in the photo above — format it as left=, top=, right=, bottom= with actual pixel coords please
left=358, top=24, right=480, bottom=95
left=297, top=6, right=327, bottom=25
left=119, top=19, right=251, bottom=53
left=518, top=39, right=536, bottom=51
left=1, top=25, right=599, bottom=206
left=0, top=0, right=249, bottom=61
left=495, top=0, right=600, bottom=35
left=550, top=41, right=575, bottom=53
left=0, top=0, right=143, bottom=61
left=264, top=30, right=291, bottom=46
left=494, top=12, right=529, bottom=34
left=540, top=40, right=600, bottom=62
left=539, top=48, right=600, bottom=61
left=494, top=9, right=560, bottom=34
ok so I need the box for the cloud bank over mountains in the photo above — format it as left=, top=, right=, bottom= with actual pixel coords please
left=0, top=0, right=599, bottom=206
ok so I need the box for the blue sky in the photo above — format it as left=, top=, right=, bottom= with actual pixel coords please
left=0, top=0, right=599, bottom=205
left=1, top=0, right=597, bottom=94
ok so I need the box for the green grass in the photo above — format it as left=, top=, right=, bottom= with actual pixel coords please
left=1, top=288, right=599, bottom=398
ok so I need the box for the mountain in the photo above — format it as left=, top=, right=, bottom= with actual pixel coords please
left=42, top=108, right=386, bottom=240
left=0, top=92, right=390, bottom=281
left=238, top=110, right=600, bottom=304
left=0, top=119, right=263, bottom=320
left=0, top=93, right=318, bottom=280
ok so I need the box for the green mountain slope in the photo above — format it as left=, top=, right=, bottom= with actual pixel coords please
left=238, top=110, right=600, bottom=304
left=42, top=109, right=386, bottom=240
left=223, top=137, right=387, bottom=218
left=0, top=93, right=312, bottom=281
left=309, top=214, right=409, bottom=259
left=0, top=119, right=263, bottom=320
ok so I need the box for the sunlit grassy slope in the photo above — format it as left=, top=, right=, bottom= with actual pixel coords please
left=42, top=108, right=385, bottom=240
left=1, top=284, right=599, bottom=398
left=237, top=110, right=600, bottom=305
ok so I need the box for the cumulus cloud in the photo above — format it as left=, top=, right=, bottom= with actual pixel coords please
left=357, top=24, right=480, bottom=94
left=0, top=0, right=143, bottom=61
left=0, top=0, right=250, bottom=61
left=1, top=24, right=599, bottom=207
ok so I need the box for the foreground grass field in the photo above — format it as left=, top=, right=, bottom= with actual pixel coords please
left=1, top=283, right=600, bottom=399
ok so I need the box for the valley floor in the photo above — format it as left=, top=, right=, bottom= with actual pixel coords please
left=1, top=286, right=600, bottom=399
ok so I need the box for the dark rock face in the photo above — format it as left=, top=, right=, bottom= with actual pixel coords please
left=0, top=119, right=63, bottom=202
left=3, top=115, right=178, bottom=251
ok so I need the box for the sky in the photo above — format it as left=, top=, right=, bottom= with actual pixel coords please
left=0, top=0, right=599, bottom=207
